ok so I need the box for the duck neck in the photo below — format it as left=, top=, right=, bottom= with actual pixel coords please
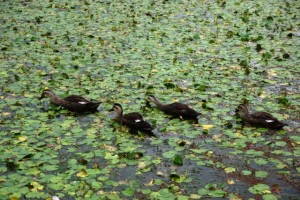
left=114, top=110, right=123, bottom=121
left=151, top=98, right=166, bottom=108
left=239, top=105, right=249, bottom=118
left=48, top=92, right=61, bottom=104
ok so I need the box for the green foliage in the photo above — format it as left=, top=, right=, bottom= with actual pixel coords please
left=248, top=184, right=270, bottom=195
left=0, top=0, right=298, bottom=199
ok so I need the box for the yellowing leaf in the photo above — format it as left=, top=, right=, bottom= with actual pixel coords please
left=253, top=132, right=261, bottom=137
left=228, top=195, right=243, bottom=200
left=0, top=178, right=6, bottom=182
left=262, top=190, right=271, bottom=194
left=190, top=194, right=201, bottom=199
left=235, top=132, right=244, bottom=137
left=224, top=167, right=236, bottom=173
left=118, top=181, right=127, bottom=185
left=2, top=112, right=10, bottom=116
left=10, top=197, right=19, bottom=200
left=230, top=65, right=242, bottom=70
left=144, top=178, right=154, bottom=186
left=104, top=145, right=117, bottom=152
left=227, top=179, right=235, bottom=185
left=118, top=163, right=126, bottom=168
left=31, top=181, right=44, bottom=191
left=156, top=171, right=164, bottom=176
left=202, top=125, right=213, bottom=130
left=120, top=99, right=131, bottom=104
left=206, top=151, right=214, bottom=157
left=18, top=136, right=27, bottom=142
left=267, top=69, right=277, bottom=77
left=212, top=134, right=222, bottom=142
left=259, top=91, right=267, bottom=98
left=76, top=169, right=88, bottom=178
left=138, top=161, right=146, bottom=169
left=282, top=114, right=289, bottom=119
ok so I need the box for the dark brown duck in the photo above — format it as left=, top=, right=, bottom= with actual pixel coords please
left=39, top=89, right=100, bottom=113
left=148, top=95, right=200, bottom=119
left=110, top=103, right=154, bottom=136
left=238, top=104, right=288, bottom=129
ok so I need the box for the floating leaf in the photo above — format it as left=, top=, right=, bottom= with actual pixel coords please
left=254, top=158, right=268, bottom=165
left=198, top=188, right=209, bottom=195
left=154, top=188, right=176, bottom=200
left=262, top=194, right=277, bottom=200
left=0, top=0, right=299, bottom=198
left=248, top=184, right=271, bottom=195
left=49, top=176, right=63, bottom=183
left=275, top=141, right=286, bottom=147
left=210, top=190, right=226, bottom=198
left=162, top=151, right=177, bottom=159
left=178, top=195, right=189, bottom=200
left=122, top=188, right=134, bottom=197
left=242, top=170, right=252, bottom=176
left=255, top=171, right=268, bottom=179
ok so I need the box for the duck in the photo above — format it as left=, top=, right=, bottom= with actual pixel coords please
left=39, top=89, right=100, bottom=113
left=148, top=95, right=201, bottom=119
left=238, top=104, right=288, bottom=129
left=110, top=103, right=155, bottom=136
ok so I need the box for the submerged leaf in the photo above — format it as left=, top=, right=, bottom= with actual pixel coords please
left=173, top=155, right=183, bottom=166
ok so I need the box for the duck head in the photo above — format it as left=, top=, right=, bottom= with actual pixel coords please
left=110, top=103, right=123, bottom=113
left=148, top=95, right=157, bottom=102
left=39, top=89, right=56, bottom=100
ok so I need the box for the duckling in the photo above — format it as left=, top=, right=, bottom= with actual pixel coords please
left=148, top=95, right=200, bottom=119
left=110, top=103, right=155, bottom=136
left=238, top=104, right=288, bottom=129
left=39, top=89, right=100, bottom=113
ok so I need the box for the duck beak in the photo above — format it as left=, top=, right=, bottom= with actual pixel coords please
left=109, top=107, right=114, bottom=112
left=145, top=101, right=151, bottom=107
left=235, top=107, right=240, bottom=115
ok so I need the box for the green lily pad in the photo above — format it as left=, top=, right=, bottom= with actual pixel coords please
left=248, top=183, right=270, bottom=195
left=122, top=187, right=134, bottom=197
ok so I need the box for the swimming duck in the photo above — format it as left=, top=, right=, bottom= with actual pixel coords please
left=110, top=103, right=155, bottom=136
left=148, top=95, right=201, bottom=119
left=238, top=104, right=288, bottom=129
left=39, top=89, right=100, bottom=113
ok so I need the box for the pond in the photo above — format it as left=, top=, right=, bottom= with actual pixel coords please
left=0, top=0, right=299, bottom=199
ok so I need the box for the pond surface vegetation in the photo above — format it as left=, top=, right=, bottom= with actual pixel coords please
left=0, top=0, right=299, bottom=199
